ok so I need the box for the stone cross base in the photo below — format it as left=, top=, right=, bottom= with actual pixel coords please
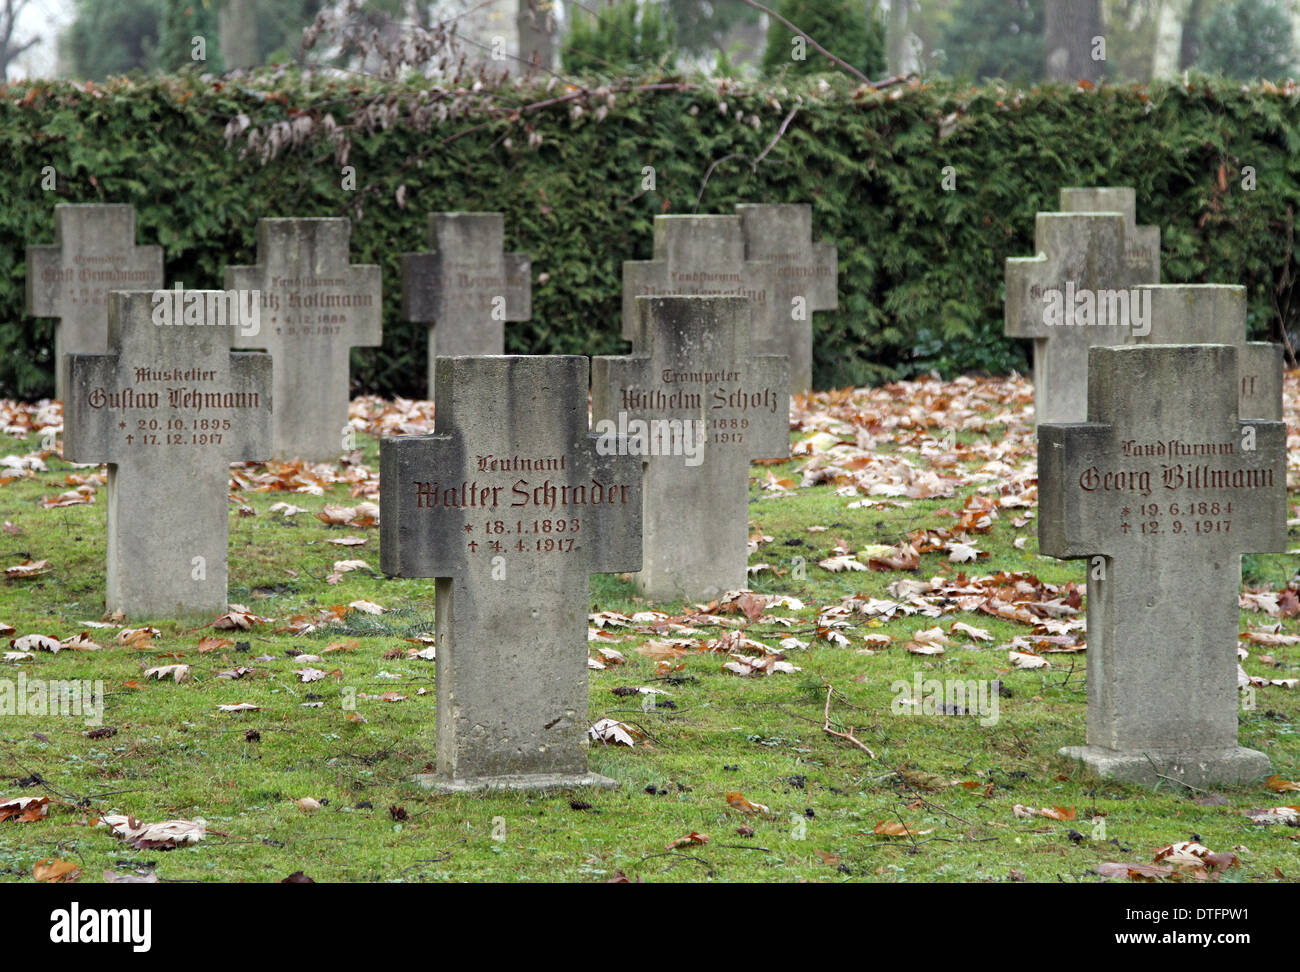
left=1061, top=745, right=1270, bottom=787
left=410, top=771, right=618, bottom=794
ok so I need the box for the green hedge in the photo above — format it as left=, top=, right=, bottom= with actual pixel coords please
left=2, top=72, right=1298, bottom=399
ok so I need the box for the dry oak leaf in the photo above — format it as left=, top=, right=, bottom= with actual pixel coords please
left=295, top=797, right=322, bottom=814
left=868, top=543, right=921, bottom=571
left=725, top=792, right=769, bottom=814
left=0, top=795, right=49, bottom=822
left=214, top=605, right=271, bottom=630
left=1012, top=805, right=1076, bottom=821
left=348, top=600, right=384, bottom=615
left=950, top=621, right=993, bottom=642
left=1152, top=841, right=1238, bottom=872
left=5, top=559, right=52, bottom=579
left=1097, top=862, right=1175, bottom=881
left=11, top=633, right=61, bottom=653
left=1241, top=628, right=1300, bottom=646
left=589, top=718, right=640, bottom=747
left=818, top=554, right=868, bottom=572
left=62, top=632, right=104, bottom=651
left=634, top=639, right=693, bottom=660
left=1009, top=649, right=1050, bottom=670
left=294, top=667, right=327, bottom=683
left=1243, top=806, right=1300, bottom=824
left=666, top=832, right=710, bottom=850
left=98, top=814, right=206, bottom=849
left=217, top=702, right=260, bottom=712
left=34, top=858, right=81, bottom=883
left=1266, top=775, right=1300, bottom=793
left=873, top=820, right=934, bottom=837
left=143, top=664, right=190, bottom=683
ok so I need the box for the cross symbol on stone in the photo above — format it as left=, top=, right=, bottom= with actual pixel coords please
left=736, top=203, right=838, bottom=394
left=1132, top=284, right=1281, bottom=420
left=379, top=355, right=642, bottom=792
left=1005, top=189, right=1160, bottom=424
left=1038, top=343, right=1285, bottom=785
left=26, top=204, right=164, bottom=401
left=592, top=295, right=789, bottom=600
left=401, top=213, right=531, bottom=396
left=622, top=215, right=783, bottom=380
left=225, top=218, right=380, bottom=460
left=63, top=290, right=272, bottom=618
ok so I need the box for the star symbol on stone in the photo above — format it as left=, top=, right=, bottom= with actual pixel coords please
left=464, top=524, right=473, bottom=533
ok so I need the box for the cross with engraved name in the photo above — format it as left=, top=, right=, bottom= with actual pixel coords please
left=26, top=204, right=164, bottom=401
left=622, top=214, right=780, bottom=360
left=63, top=290, right=271, bottom=618
left=736, top=203, right=838, bottom=395
left=224, top=218, right=380, bottom=460
left=401, top=212, right=531, bottom=396
left=380, top=355, right=642, bottom=792
left=1059, top=187, right=1160, bottom=274
left=1038, top=344, right=1285, bottom=785
left=1132, top=284, right=1282, bottom=420
left=592, top=295, right=788, bottom=601
left=1006, top=195, right=1160, bottom=425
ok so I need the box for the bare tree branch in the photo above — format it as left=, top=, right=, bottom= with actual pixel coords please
left=736, top=0, right=870, bottom=84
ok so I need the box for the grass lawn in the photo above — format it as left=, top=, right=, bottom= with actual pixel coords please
left=0, top=375, right=1297, bottom=883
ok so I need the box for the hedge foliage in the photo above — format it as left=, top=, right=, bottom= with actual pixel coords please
left=2, top=71, right=1299, bottom=400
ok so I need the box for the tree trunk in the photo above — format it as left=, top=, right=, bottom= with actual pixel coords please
left=517, top=0, right=556, bottom=75
left=1178, top=0, right=1205, bottom=69
left=1151, top=0, right=1187, bottom=79
left=886, top=0, right=911, bottom=75
left=220, top=0, right=259, bottom=70
left=1044, top=0, right=1105, bottom=82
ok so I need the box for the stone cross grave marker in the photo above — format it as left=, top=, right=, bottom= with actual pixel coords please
left=1006, top=194, right=1160, bottom=425
left=380, top=355, right=642, bottom=792
left=623, top=215, right=780, bottom=372
left=592, top=295, right=789, bottom=601
left=401, top=212, right=531, bottom=396
left=63, top=290, right=272, bottom=618
left=225, top=218, right=381, bottom=460
left=1038, top=344, right=1285, bottom=785
left=735, top=203, right=838, bottom=395
left=1059, top=187, right=1160, bottom=275
left=26, top=204, right=164, bottom=401
left=1133, top=284, right=1281, bottom=421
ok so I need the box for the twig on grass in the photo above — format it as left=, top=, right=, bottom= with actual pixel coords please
left=1142, top=753, right=1208, bottom=794
left=636, top=851, right=715, bottom=876
left=821, top=685, right=876, bottom=758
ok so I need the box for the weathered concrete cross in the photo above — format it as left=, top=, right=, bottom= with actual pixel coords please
left=1133, top=284, right=1281, bottom=420
left=380, top=355, right=642, bottom=792
left=735, top=203, right=838, bottom=395
left=225, top=218, right=381, bottom=459
left=592, top=295, right=788, bottom=601
left=1006, top=190, right=1160, bottom=424
left=622, top=215, right=779, bottom=368
left=401, top=212, right=531, bottom=395
left=1038, top=344, right=1285, bottom=785
left=26, top=204, right=164, bottom=401
left=63, top=291, right=272, bottom=618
